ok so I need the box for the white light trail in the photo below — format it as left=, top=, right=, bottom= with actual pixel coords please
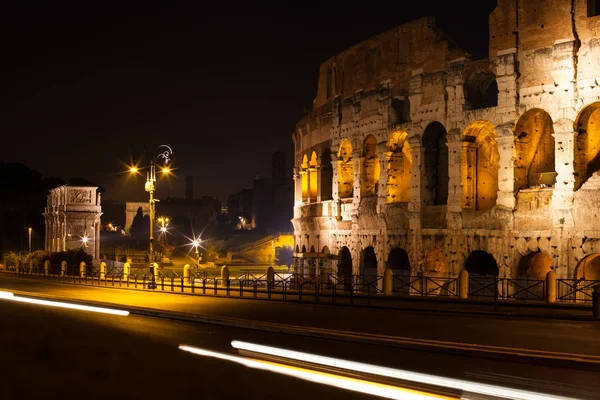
left=230, top=341, right=577, bottom=400
left=179, top=345, right=449, bottom=400
left=0, top=291, right=129, bottom=316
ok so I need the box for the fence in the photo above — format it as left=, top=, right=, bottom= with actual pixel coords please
left=8, top=265, right=600, bottom=307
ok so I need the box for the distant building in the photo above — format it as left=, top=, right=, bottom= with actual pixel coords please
left=226, top=151, right=293, bottom=233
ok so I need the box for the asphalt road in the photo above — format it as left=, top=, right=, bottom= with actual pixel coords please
left=1, top=294, right=600, bottom=399
left=1, top=276, right=599, bottom=359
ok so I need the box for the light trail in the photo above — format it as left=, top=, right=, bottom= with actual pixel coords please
left=179, top=344, right=452, bottom=400
left=0, top=291, right=129, bottom=316
left=230, top=341, right=579, bottom=400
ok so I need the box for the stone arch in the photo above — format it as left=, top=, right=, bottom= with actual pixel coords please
left=463, top=70, right=498, bottom=110
left=322, top=246, right=330, bottom=255
left=387, top=247, right=411, bottom=275
left=338, top=246, right=353, bottom=290
left=337, top=140, right=354, bottom=199
left=422, top=122, right=449, bottom=205
left=360, top=246, right=378, bottom=291
left=514, top=109, right=556, bottom=190
left=574, top=102, right=600, bottom=190
left=310, top=245, right=316, bottom=253
left=517, top=251, right=552, bottom=279
left=301, top=154, right=309, bottom=202
left=295, top=245, right=299, bottom=253
left=386, top=130, right=412, bottom=203
left=301, top=245, right=306, bottom=253
left=309, top=152, right=318, bottom=202
left=320, top=148, right=333, bottom=201
left=361, top=134, right=380, bottom=197
left=464, top=250, right=498, bottom=276
left=575, top=254, right=600, bottom=280
left=462, top=121, right=499, bottom=210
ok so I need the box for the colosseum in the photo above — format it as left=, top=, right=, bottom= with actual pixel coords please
left=291, top=0, right=600, bottom=297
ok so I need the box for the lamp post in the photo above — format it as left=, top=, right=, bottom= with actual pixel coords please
left=130, top=144, right=173, bottom=289
left=192, top=237, right=201, bottom=267
left=28, top=227, right=32, bottom=254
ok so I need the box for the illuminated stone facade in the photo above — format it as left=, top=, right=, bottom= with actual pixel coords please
left=291, top=2, right=600, bottom=283
left=44, top=185, right=102, bottom=259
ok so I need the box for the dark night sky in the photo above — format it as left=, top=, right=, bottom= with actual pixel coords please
left=1, top=2, right=497, bottom=204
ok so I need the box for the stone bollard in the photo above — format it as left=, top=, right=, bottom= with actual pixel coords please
left=79, top=261, right=86, bottom=278
left=123, top=262, right=130, bottom=280
left=266, top=266, right=274, bottom=288
left=459, top=269, right=469, bottom=300
left=383, top=268, right=393, bottom=295
left=546, top=270, right=557, bottom=304
left=183, top=264, right=191, bottom=284
left=221, top=265, right=229, bottom=286
left=319, top=267, right=328, bottom=284
left=44, top=260, right=50, bottom=276
left=100, top=261, right=107, bottom=280
left=60, top=261, right=67, bottom=276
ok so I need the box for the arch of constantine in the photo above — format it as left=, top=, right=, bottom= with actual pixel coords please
left=291, top=1, right=600, bottom=288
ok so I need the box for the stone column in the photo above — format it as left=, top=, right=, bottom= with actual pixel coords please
left=495, top=124, right=516, bottom=210
left=551, top=119, right=576, bottom=228
left=95, top=221, right=101, bottom=260
left=461, top=141, right=478, bottom=210
left=293, top=168, right=303, bottom=207
left=330, top=152, right=339, bottom=202
left=408, top=136, right=423, bottom=213
left=353, top=150, right=364, bottom=208
left=315, top=164, right=323, bottom=202
left=377, top=149, right=390, bottom=213
left=446, top=129, right=463, bottom=229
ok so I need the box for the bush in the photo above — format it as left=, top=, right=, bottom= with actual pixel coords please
left=3, top=252, right=20, bottom=269
left=25, top=250, right=51, bottom=270
left=49, top=249, right=93, bottom=266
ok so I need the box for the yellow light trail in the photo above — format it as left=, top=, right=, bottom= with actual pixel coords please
left=0, top=291, right=129, bottom=316
left=230, top=341, right=577, bottom=400
left=179, top=344, right=450, bottom=400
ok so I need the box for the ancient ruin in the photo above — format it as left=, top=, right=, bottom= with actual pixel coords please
left=291, top=0, right=600, bottom=288
left=44, top=185, right=102, bottom=259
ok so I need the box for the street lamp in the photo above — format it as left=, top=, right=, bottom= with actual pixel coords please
left=191, top=236, right=201, bottom=267
left=157, top=216, right=169, bottom=245
left=28, top=227, right=32, bottom=254
left=129, top=144, right=174, bottom=289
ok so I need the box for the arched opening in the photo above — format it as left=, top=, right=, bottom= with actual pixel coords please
left=295, top=245, right=299, bottom=253
left=514, top=109, right=556, bottom=190
left=387, top=247, right=411, bottom=274
left=465, top=250, right=498, bottom=276
left=360, top=246, right=378, bottom=292
left=422, top=122, right=448, bottom=205
left=301, top=154, right=309, bottom=202
left=575, top=254, right=600, bottom=280
left=309, top=152, right=318, bottom=202
left=310, top=245, right=316, bottom=253
left=361, top=135, right=380, bottom=197
left=463, top=121, right=499, bottom=210
left=337, top=140, right=354, bottom=199
left=301, top=245, right=306, bottom=253
left=338, top=246, right=353, bottom=291
left=464, top=70, right=498, bottom=110
left=386, top=131, right=412, bottom=203
left=516, top=251, right=552, bottom=299
left=574, top=102, right=600, bottom=190
left=389, top=95, right=411, bottom=125
left=388, top=247, right=411, bottom=294
left=320, top=148, right=333, bottom=201
left=464, top=250, right=498, bottom=298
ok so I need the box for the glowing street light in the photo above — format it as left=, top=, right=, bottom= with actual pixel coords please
left=128, top=144, right=174, bottom=289
left=191, top=236, right=201, bottom=266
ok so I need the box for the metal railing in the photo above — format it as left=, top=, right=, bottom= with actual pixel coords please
left=8, top=268, right=596, bottom=307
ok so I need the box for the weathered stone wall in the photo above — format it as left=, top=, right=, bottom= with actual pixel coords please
left=292, top=3, right=600, bottom=283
